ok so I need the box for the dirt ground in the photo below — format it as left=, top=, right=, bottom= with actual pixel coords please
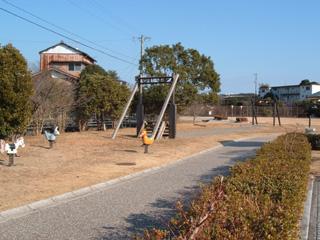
left=0, top=117, right=319, bottom=211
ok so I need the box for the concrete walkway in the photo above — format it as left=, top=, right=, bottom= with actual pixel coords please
left=304, top=176, right=320, bottom=240
left=0, top=135, right=276, bottom=240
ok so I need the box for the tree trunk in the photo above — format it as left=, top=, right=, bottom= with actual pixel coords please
left=78, top=120, right=82, bottom=132
left=193, top=111, right=196, bottom=125
left=101, top=113, right=106, bottom=131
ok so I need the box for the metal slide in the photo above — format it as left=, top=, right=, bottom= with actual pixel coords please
left=111, top=83, right=138, bottom=139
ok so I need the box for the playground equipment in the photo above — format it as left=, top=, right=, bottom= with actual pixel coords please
left=251, top=93, right=281, bottom=126
left=307, top=103, right=319, bottom=128
left=140, top=129, right=154, bottom=153
left=0, top=137, right=25, bottom=166
left=112, top=74, right=179, bottom=140
left=44, top=126, right=60, bottom=148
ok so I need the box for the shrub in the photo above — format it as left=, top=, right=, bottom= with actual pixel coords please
left=306, top=134, right=320, bottom=150
left=135, top=133, right=311, bottom=240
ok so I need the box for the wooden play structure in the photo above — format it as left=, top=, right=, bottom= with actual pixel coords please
left=307, top=103, right=319, bottom=128
left=112, top=74, right=179, bottom=140
left=251, top=93, right=281, bottom=126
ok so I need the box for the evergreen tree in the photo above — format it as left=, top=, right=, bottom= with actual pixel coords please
left=0, top=44, right=33, bottom=139
left=74, top=65, right=130, bottom=130
left=140, top=43, right=220, bottom=112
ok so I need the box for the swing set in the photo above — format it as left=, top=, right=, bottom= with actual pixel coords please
left=112, top=74, right=179, bottom=141
left=251, top=93, right=281, bottom=126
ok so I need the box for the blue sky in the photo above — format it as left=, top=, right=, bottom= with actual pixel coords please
left=1, top=0, right=319, bottom=94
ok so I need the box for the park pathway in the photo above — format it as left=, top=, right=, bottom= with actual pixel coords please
left=0, top=135, right=276, bottom=240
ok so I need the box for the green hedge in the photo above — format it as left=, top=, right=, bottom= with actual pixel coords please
left=136, top=133, right=311, bottom=240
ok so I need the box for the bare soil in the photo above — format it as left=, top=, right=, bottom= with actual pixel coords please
left=0, top=117, right=319, bottom=211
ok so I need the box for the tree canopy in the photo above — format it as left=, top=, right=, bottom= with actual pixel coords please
left=74, top=64, right=130, bottom=129
left=140, top=43, right=220, bottom=112
left=0, top=44, right=34, bottom=139
left=299, top=79, right=319, bottom=86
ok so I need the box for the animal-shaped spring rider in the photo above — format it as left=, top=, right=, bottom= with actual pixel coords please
left=139, top=129, right=154, bottom=153
left=44, top=126, right=60, bottom=148
left=0, top=137, right=25, bottom=166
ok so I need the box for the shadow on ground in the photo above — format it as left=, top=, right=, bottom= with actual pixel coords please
left=219, top=140, right=267, bottom=148
left=113, top=149, right=138, bottom=153
left=116, top=162, right=136, bottom=166
left=96, top=164, right=231, bottom=239
left=30, top=144, right=51, bottom=149
left=97, top=139, right=268, bottom=239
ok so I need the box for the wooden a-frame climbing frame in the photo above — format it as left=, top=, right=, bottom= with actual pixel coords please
left=111, top=74, right=179, bottom=140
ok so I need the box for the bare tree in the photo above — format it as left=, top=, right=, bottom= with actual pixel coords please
left=31, top=71, right=74, bottom=134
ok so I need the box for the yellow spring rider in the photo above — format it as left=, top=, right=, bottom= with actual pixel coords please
left=139, top=129, right=154, bottom=153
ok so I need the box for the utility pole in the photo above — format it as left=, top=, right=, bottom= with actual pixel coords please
left=254, top=73, right=258, bottom=97
left=252, top=73, right=258, bottom=125
left=137, top=34, right=151, bottom=74
left=136, top=34, right=150, bottom=135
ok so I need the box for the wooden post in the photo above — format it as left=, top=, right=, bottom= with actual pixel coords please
left=309, top=115, right=311, bottom=128
left=112, top=83, right=138, bottom=139
left=169, top=102, right=176, bottom=138
left=144, top=145, right=149, bottom=154
left=151, top=74, right=179, bottom=139
left=8, top=154, right=14, bottom=167
left=136, top=75, right=144, bottom=136
left=251, top=99, right=254, bottom=125
left=272, top=102, right=275, bottom=126
left=254, top=106, right=258, bottom=125
left=275, top=101, right=281, bottom=126
left=251, top=98, right=258, bottom=125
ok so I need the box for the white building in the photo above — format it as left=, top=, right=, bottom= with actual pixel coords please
left=259, top=82, right=320, bottom=103
left=258, top=85, right=270, bottom=98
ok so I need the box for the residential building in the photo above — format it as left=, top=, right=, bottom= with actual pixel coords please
left=258, top=82, right=320, bottom=103
left=258, top=84, right=270, bottom=98
left=32, top=67, right=78, bottom=84
left=39, top=41, right=96, bottom=78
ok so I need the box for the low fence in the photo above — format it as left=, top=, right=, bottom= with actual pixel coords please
left=26, top=105, right=308, bottom=135
left=183, top=105, right=307, bottom=118
left=26, top=115, right=137, bottom=135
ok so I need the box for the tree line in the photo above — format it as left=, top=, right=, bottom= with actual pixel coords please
left=0, top=42, right=221, bottom=139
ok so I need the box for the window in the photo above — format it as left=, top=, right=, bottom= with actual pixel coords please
left=68, top=63, right=82, bottom=71
left=306, top=86, right=310, bottom=90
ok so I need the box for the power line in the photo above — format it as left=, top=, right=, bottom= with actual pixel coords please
left=66, top=0, right=135, bottom=37
left=90, top=0, right=141, bottom=36
left=0, top=7, right=138, bottom=66
left=1, top=0, right=136, bottom=61
left=0, top=6, right=138, bottom=66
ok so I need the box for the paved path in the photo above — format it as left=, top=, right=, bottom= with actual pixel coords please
left=0, top=135, right=276, bottom=240
left=306, top=177, right=320, bottom=240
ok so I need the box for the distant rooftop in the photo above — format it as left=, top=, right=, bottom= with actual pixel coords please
left=39, top=41, right=96, bottom=62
